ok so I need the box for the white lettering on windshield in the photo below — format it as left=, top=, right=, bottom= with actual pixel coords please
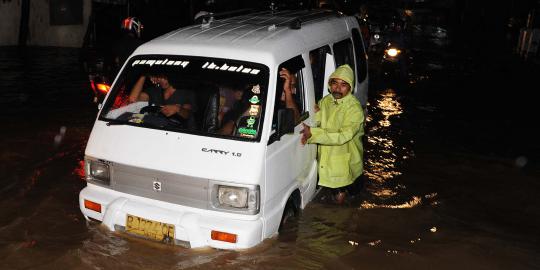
left=131, top=60, right=260, bottom=74
left=201, top=62, right=260, bottom=75
left=132, top=59, right=190, bottom=68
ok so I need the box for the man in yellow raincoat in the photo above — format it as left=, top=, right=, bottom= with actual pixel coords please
left=301, top=64, right=364, bottom=204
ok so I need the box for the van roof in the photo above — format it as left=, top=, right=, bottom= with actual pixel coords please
left=134, top=10, right=356, bottom=64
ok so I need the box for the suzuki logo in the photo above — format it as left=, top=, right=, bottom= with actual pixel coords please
left=153, top=181, right=162, bottom=192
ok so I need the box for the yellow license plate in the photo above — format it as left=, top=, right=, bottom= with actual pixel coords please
left=126, top=214, right=175, bottom=243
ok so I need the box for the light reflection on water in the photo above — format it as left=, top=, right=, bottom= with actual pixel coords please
left=376, top=89, right=403, bottom=127
left=360, top=196, right=422, bottom=209
left=364, top=89, right=405, bottom=186
left=361, top=88, right=427, bottom=211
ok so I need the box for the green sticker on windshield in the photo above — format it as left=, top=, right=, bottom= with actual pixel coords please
left=238, top=127, right=257, bottom=135
left=249, top=95, right=260, bottom=104
left=246, top=117, right=256, bottom=128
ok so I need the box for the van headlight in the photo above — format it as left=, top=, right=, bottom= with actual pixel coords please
left=211, top=184, right=259, bottom=214
left=86, top=159, right=110, bottom=185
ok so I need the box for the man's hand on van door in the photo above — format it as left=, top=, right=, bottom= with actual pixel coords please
left=300, top=123, right=311, bottom=145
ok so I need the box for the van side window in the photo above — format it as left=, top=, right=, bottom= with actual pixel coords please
left=351, top=28, right=368, bottom=83
left=271, top=56, right=306, bottom=130
left=309, top=45, right=331, bottom=103
left=332, top=38, right=356, bottom=82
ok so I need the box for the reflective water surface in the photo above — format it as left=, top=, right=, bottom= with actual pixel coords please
left=1, top=46, right=539, bottom=269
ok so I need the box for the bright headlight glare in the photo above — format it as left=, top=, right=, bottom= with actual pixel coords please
left=374, top=34, right=380, bottom=40
left=218, top=186, right=248, bottom=208
left=386, top=48, right=400, bottom=57
left=87, top=160, right=110, bottom=184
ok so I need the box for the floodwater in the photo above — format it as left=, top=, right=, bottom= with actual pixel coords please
left=1, top=40, right=539, bottom=270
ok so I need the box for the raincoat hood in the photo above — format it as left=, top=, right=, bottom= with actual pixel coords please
left=328, top=64, right=355, bottom=93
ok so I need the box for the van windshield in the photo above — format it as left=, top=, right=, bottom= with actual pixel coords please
left=99, top=55, right=269, bottom=141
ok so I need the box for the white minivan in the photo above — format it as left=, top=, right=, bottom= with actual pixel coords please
left=79, top=9, right=368, bottom=249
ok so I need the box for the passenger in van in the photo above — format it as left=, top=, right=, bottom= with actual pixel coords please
left=218, top=85, right=244, bottom=125
left=217, top=82, right=272, bottom=137
left=300, top=64, right=365, bottom=205
left=278, top=67, right=301, bottom=123
left=218, top=87, right=247, bottom=135
left=128, top=73, right=196, bottom=129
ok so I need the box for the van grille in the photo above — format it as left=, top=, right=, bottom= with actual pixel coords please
left=111, top=163, right=209, bottom=210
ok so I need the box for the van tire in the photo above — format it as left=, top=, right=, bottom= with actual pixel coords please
left=278, top=195, right=299, bottom=233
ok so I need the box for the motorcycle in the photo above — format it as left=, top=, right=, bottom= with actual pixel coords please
left=81, top=49, right=113, bottom=105
left=88, top=72, right=112, bottom=104
left=376, top=39, right=409, bottom=88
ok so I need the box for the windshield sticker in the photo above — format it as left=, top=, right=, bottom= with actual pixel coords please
left=248, top=105, right=260, bottom=116
left=246, top=117, right=257, bottom=128
left=240, top=133, right=255, bottom=138
left=238, top=128, right=257, bottom=136
left=251, top=84, right=261, bottom=94
left=201, top=62, right=260, bottom=75
left=132, top=59, right=189, bottom=68
left=249, top=95, right=260, bottom=104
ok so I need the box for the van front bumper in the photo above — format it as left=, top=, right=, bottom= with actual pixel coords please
left=79, top=184, right=263, bottom=249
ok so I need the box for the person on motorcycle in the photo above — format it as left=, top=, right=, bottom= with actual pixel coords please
left=110, top=17, right=144, bottom=72
left=354, top=4, right=371, bottom=50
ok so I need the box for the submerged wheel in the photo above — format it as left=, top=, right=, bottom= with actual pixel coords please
left=278, top=196, right=299, bottom=233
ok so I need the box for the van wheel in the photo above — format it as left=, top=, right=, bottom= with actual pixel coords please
left=279, top=196, right=298, bottom=233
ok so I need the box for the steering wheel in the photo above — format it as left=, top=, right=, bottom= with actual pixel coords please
left=139, top=105, right=185, bottom=129
left=140, top=105, right=162, bottom=115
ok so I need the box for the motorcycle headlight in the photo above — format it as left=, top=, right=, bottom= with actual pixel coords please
left=86, top=159, right=110, bottom=185
left=211, top=184, right=259, bottom=214
left=385, top=48, right=401, bottom=57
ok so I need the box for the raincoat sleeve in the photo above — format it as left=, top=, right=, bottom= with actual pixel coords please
left=307, top=105, right=364, bottom=146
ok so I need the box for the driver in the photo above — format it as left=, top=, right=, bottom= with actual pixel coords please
left=128, top=73, right=196, bottom=129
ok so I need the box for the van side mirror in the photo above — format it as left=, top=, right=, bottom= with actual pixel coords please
left=276, top=108, right=295, bottom=139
